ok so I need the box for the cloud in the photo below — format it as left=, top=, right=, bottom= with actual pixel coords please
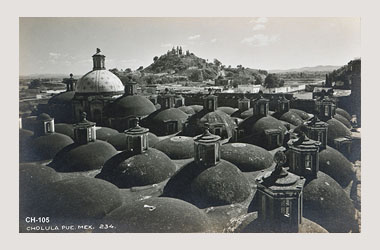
left=188, top=34, right=200, bottom=40
left=252, top=24, right=265, bottom=31
left=241, top=34, right=278, bottom=47
left=210, top=38, right=217, bottom=43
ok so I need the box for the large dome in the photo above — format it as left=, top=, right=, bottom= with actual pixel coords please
left=76, top=69, right=124, bottom=94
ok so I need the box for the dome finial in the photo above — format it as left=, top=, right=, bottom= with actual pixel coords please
left=272, top=151, right=288, bottom=177
left=81, top=112, right=87, bottom=121
left=96, top=48, right=101, bottom=53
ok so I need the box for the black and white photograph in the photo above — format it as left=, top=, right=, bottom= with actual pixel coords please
left=17, top=16, right=363, bottom=234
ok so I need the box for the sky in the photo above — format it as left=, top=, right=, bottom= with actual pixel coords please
left=19, top=17, right=361, bottom=76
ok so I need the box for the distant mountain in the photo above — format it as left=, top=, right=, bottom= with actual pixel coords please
left=19, top=73, right=83, bottom=79
left=269, top=65, right=341, bottom=73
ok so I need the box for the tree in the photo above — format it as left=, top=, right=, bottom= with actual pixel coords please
left=264, top=73, right=284, bottom=88
left=137, top=66, right=144, bottom=71
left=254, top=75, right=263, bottom=85
left=213, top=58, right=222, bottom=67
left=153, top=56, right=158, bottom=62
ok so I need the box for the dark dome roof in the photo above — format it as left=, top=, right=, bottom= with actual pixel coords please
left=49, top=141, right=117, bottom=172
left=19, top=129, right=34, bottom=161
left=221, top=143, right=273, bottom=172
left=178, top=106, right=196, bottom=115
left=143, top=108, right=188, bottom=136
left=102, top=197, right=211, bottom=232
left=48, top=91, right=75, bottom=105
left=217, top=106, right=238, bottom=116
left=190, top=161, right=251, bottom=208
left=25, top=133, right=74, bottom=162
left=106, top=132, right=159, bottom=151
left=289, top=109, right=310, bottom=120
left=240, top=108, right=254, bottom=119
left=19, top=163, right=61, bottom=217
left=199, top=110, right=237, bottom=138
left=37, top=113, right=52, bottom=121
left=333, top=113, right=352, bottom=129
left=279, top=111, right=304, bottom=126
left=303, top=171, right=358, bottom=232
left=163, top=160, right=251, bottom=208
left=97, top=148, right=176, bottom=188
left=108, top=95, right=156, bottom=118
left=336, top=108, right=351, bottom=121
left=95, top=127, right=119, bottom=141
left=55, top=123, right=74, bottom=139
left=30, top=177, right=123, bottom=222
left=250, top=116, right=287, bottom=135
left=326, top=118, right=352, bottom=145
left=319, top=146, right=356, bottom=188
left=153, top=136, right=195, bottom=160
left=188, top=105, right=204, bottom=113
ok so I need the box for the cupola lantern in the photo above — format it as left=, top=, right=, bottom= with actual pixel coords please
left=275, top=94, right=290, bottom=113
left=287, top=131, right=321, bottom=179
left=194, top=124, right=221, bottom=167
left=304, top=116, right=328, bottom=150
left=255, top=151, right=306, bottom=232
left=92, top=48, right=106, bottom=70
left=238, top=94, right=251, bottom=112
left=35, top=113, right=55, bottom=136
left=124, top=81, right=137, bottom=96
left=73, top=112, right=96, bottom=144
left=203, top=89, right=218, bottom=112
left=124, top=118, right=149, bottom=154
left=251, top=92, right=269, bottom=116
left=315, top=92, right=336, bottom=121
left=158, top=89, right=175, bottom=109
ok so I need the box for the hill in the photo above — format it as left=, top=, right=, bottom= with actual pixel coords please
left=269, top=65, right=341, bottom=73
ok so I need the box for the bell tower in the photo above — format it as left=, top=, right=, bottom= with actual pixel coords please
left=304, top=116, right=328, bottom=150
left=315, top=92, right=336, bottom=121
left=238, top=94, right=250, bottom=112
left=251, top=92, right=269, bottom=116
left=203, top=90, right=218, bottom=112
left=275, top=94, right=290, bottom=113
left=158, top=89, right=175, bottom=109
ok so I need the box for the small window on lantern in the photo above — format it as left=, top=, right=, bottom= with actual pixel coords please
left=260, top=104, right=265, bottom=115
left=281, top=200, right=291, bottom=218
left=324, top=105, right=329, bottom=116
left=208, top=100, right=213, bottom=110
left=305, top=154, right=312, bottom=171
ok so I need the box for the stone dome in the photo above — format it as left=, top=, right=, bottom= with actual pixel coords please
left=142, top=108, right=188, bottom=136
left=48, top=91, right=75, bottom=105
left=101, top=197, right=212, bottom=232
left=30, top=177, right=123, bottom=223
left=303, top=171, right=358, bottom=233
left=336, top=108, right=351, bottom=121
left=106, top=132, right=159, bottom=151
left=49, top=141, right=117, bottom=172
left=107, top=95, right=156, bottom=118
left=95, top=126, right=119, bottom=141
left=153, top=136, right=195, bottom=160
left=221, top=143, right=273, bottom=172
left=289, top=109, right=311, bottom=120
left=333, top=113, right=352, bottom=129
left=178, top=106, right=196, bottom=115
left=19, top=163, right=62, bottom=218
left=279, top=111, right=304, bottom=126
left=163, top=160, right=251, bottom=208
left=217, top=106, right=238, bottom=116
left=54, top=123, right=74, bottom=139
left=188, top=105, right=204, bottom=113
left=19, top=129, right=34, bottom=162
left=76, top=69, right=124, bottom=94
left=319, top=146, right=356, bottom=188
left=326, top=118, right=352, bottom=145
left=96, top=148, right=176, bottom=188
left=24, top=133, right=74, bottom=162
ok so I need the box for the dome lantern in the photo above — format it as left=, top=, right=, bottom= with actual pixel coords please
left=264, top=128, right=283, bottom=150
left=158, top=89, right=175, bottom=109
left=73, top=112, right=96, bottom=144
left=251, top=92, right=269, bottom=116
left=238, top=94, right=250, bottom=112
left=35, top=113, right=55, bottom=136
left=124, top=81, right=137, bottom=96
left=124, top=118, right=149, bottom=154
left=287, top=132, right=321, bottom=179
left=315, top=92, right=336, bottom=121
left=304, top=116, right=328, bottom=150
left=92, top=48, right=106, bottom=70
left=66, top=73, right=75, bottom=92
left=194, top=124, right=221, bottom=167
left=203, top=92, right=218, bottom=112
left=255, top=151, right=306, bottom=233
left=275, top=94, right=290, bottom=113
